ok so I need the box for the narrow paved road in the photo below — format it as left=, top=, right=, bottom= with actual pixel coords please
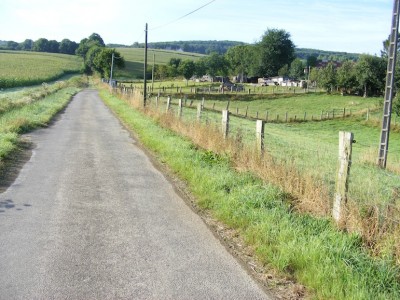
left=0, top=90, right=270, bottom=299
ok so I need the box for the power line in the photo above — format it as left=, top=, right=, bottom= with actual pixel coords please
left=150, top=0, right=216, bottom=31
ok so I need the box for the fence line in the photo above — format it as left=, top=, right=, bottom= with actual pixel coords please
left=112, top=87, right=400, bottom=241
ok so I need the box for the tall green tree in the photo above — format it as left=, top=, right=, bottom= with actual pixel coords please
left=319, top=62, right=337, bottom=93
left=19, top=39, right=33, bottom=51
left=59, top=39, right=78, bottom=55
left=256, top=29, right=295, bottom=77
left=178, top=60, right=196, bottom=85
left=205, top=52, right=229, bottom=78
left=337, top=60, right=357, bottom=95
left=92, top=48, right=124, bottom=78
left=33, top=38, right=49, bottom=52
left=225, top=45, right=255, bottom=81
left=355, top=54, right=386, bottom=97
left=289, top=58, right=305, bottom=80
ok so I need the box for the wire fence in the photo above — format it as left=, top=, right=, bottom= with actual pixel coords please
left=114, top=87, right=400, bottom=244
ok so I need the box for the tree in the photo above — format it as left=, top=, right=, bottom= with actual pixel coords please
left=355, top=54, right=386, bottom=97
left=319, top=62, right=337, bottom=93
left=289, top=58, right=304, bottom=80
left=205, top=52, right=229, bottom=78
left=194, top=58, right=207, bottom=77
left=6, top=41, right=19, bottom=50
left=19, top=39, right=33, bottom=51
left=76, top=33, right=105, bottom=58
left=337, top=60, right=357, bottom=95
left=88, top=33, right=105, bottom=47
left=225, top=45, right=255, bottom=81
left=48, top=40, right=60, bottom=53
left=167, top=58, right=182, bottom=77
left=278, top=64, right=289, bottom=77
left=92, top=48, right=124, bottom=78
left=256, top=29, right=295, bottom=77
left=59, top=39, right=78, bottom=55
left=178, top=60, right=196, bottom=85
left=307, top=55, right=318, bottom=68
left=33, top=38, right=49, bottom=52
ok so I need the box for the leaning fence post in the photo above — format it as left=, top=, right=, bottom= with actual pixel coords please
left=222, top=110, right=230, bottom=139
left=166, top=96, right=171, bottom=113
left=155, top=96, right=159, bottom=108
left=178, top=99, right=183, bottom=118
left=256, top=120, right=265, bottom=155
left=333, top=131, right=354, bottom=225
left=197, top=103, right=202, bottom=121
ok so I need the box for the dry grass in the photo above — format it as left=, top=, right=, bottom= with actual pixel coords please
left=108, top=84, right=400, bottom=262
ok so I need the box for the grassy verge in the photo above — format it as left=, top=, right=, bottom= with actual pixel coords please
left=99, top=88, right=400, bottom=299
left=0, top=77, right=85, bottom=162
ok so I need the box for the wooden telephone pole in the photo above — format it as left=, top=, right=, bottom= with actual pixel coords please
left=143, top=23, right=148, bottom=107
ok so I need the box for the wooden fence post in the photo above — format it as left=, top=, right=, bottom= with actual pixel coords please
left=197, top=103, right=202, bottom=121
left=178, top=99, right=183, bottom=118
left=155, top=96, right=159, bottom=108
left=265, top=111, right=269, bottom=122
left=166, top=96, right=171, bottom=113
left=256, top=120, right=265, bottom=155
left=333, top=131, right=354, bottom=225
left=222, top=110, right=230, bottom=139
left=201, top=97, right=205, bottom=109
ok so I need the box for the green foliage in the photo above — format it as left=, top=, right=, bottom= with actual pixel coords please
left=289, top=58, right=305, bottom=80
left=355, top=54, right=386, bottom=97
left=394, top=96, right=400, bottom=116
left=337, top=60, right=357, bottom=94
left=256, top=29, right=295, bottom=78
left=318, top=62, right=337, bottom=93
left=178, top=60, right=196, bottom=81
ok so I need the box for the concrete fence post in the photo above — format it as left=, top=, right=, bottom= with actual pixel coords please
left=222, top=110, right=230, bottom=139
left=178, top=99, right=183, bottom=118
left=333, top=131, right=354, bottom=225
left=256, top=120, right=265, bottom=155
left=166, top=96, right=171, bottom=113
left=197, top=103, right=202, bottom=121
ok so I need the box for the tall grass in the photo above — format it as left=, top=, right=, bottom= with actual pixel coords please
left=0, top=50, right=82, bottom=88
left=99, top=86, right=400, bottom=299
left=0, top=77, right=85, bottom=162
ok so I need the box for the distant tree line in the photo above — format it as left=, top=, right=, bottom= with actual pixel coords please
left=0, top=33, right=125, bottom=78
left=0, top=38, right=79, bottom=55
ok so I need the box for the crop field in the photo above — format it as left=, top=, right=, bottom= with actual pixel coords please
left=114, top=47, right=204, bottom=79
left=0, top=50, right=82, bottom=88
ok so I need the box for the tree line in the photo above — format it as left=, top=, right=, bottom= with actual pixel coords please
left=1, top=38, right=79, bottom=55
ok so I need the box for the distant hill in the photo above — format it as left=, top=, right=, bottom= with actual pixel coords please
left=112, top=40, right=246, bottom=55
left=295, top=48, right=360, bottom=62
left=109, top=40, right=360, bottom=61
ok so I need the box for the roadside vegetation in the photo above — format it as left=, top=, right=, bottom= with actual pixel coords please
left=99, top=85, right=400, bottom=299
left=0, top=76, right=86, bottom=163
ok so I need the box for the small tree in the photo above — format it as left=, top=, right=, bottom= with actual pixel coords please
left=289, top=58, right=305, bottom=80
left=178, top=60, right=196, bottom=85
left=319, top=62, right=337, bottom=93
left=337, top=60, right=357, bottom=95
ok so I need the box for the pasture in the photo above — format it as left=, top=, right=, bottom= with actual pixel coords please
left=114, top=47, right=204, bottom=79
left=0, top=50, right=82, bottom=88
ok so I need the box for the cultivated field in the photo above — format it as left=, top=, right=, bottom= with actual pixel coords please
left=0, top=50, right=82, bottom=88
left=114, top=47, right=204, bottom=79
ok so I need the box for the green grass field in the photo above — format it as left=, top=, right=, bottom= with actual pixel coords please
left=114, top=47, right=204, bottom=79
left=0, top=50, right=82, bottom=88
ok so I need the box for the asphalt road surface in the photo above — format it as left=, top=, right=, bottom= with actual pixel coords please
left=0, top=89, right=270, bottom=299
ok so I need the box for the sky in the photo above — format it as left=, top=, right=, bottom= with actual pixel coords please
left=0, top=0, right=395, bottom=55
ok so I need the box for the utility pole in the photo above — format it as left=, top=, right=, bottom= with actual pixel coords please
left=378, top=0, right=400, bottom=168
left=152, top=53, right=155, bottom=92
left=109, top=52, right=115, bottom=86
left=143, top=23, right=148, bottom=107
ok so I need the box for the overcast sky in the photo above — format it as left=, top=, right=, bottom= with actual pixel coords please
left=0, top=0, right=394, bottom=55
